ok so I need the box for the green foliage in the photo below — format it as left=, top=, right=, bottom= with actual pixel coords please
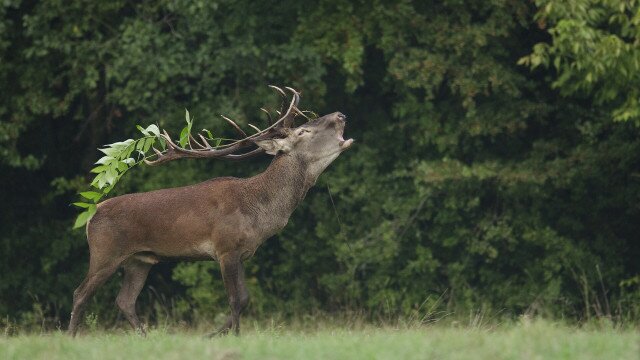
left=1, top=0, right=639, bottom=328
left=520, top=0, right=640, bottom=123
left=71, top=126, right=160, bottom=229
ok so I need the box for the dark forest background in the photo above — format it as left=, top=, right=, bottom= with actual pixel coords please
left=1, top=0, right=639, bottom=330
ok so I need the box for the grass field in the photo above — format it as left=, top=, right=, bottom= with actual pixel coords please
left=1, top=320, right=638, bottom=359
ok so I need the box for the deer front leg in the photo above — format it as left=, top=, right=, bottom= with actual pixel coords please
left=215, top=254, right=249, bottom=336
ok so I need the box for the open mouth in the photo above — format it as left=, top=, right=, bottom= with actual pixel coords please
left=337, top=124, right=354, bottom=150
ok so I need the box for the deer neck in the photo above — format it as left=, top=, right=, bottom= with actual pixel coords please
left=250, top=154, right=315, bottom=215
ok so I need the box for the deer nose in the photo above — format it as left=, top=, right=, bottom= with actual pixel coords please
left=336, top=113, right=347, bottom=121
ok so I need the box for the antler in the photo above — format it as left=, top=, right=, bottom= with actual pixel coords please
left=144, top=86, right=301, bottom=166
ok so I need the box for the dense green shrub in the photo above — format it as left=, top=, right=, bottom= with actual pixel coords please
left=1, top=0, right=639, bottom=329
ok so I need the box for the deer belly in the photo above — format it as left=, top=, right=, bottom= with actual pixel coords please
left=153, top=240, right=218, bottom=261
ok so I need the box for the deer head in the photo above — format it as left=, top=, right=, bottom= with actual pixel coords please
left=254, top=112, right=353, bottom=175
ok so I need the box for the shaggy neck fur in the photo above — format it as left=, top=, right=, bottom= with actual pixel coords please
left=248, top=152, right=335, bottom=219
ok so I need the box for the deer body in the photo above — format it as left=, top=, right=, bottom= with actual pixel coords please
left=89, top=154, right=311, bottom=264
left=68, top=89, right=352, bottom=336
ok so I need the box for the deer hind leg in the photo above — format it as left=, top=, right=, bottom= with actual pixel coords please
left=68, top=260, right=121, bottom=337
left=115, top=259, right=152, bottom=335
left=212, top=256, right=249, bottom=336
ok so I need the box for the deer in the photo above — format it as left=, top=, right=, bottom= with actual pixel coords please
left=67, top=87, right=353, bottom=336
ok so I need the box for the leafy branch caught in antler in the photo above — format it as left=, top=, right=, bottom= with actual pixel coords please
left=144, top=86, right=304, bottom=165
left=72, top=86, right=311, bottom=228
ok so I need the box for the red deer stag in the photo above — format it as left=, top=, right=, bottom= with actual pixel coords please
left=68, top=87, right=353, bottom=336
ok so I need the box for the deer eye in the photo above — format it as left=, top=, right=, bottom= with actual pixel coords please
left=297, top=129, right=309, bottom=136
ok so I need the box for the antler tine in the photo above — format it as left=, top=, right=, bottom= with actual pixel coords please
left=148, top=146, right=164, bottom=160
left=269, top=85, right=287, bottom=118
left=161, top=129, right=178, bottom=148
left=198, top=134, right=213, bottom=149
left=284, top=86, right=299, bottom=96
left=247, top=123, right=261, bottom=133
left=188, top=134, right=207, bottom=149
left=220, top=115, right=248, bottom=138
left=268, top=85, right=286, bottom=98
left=279, top=88, right=300, bottom=128
left=285, top=87, right=303, bottom=118
left=260, top=107, right=273, bottom=125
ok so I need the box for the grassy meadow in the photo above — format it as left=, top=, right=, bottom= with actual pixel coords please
left=1, top=319, right=638, bottom=360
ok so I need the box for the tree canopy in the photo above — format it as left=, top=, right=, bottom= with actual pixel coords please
left=522, top=0, right=640, bottom=122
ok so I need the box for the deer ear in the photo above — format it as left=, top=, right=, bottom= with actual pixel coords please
left=254, top=138, right=292, bottom=155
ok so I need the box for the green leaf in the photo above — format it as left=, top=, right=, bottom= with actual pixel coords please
left=122, top=144, right=135, bottom=159
left=121, top=138, right=135, bottom=148
left=91, top=172, right=107, bottom=189
left=180, top=109, right=193, bottom=147
left=98, top=147, right=119, bottom=156
left=101, top=184, right=115, bottom=195
left=90, top=172, right=103, bottom=186
left=116, top=161, right=129, bottom=172
left=73, top=204, right=97, bottom=229
left=90, top=165, right=108, bottom=174
left=73, top=210, right=91, bottom=229
left=109, top=140, right=131, bottom=151
left=143, top=137, right=155, bottom=152
left=179, top=126, right=189, bottom=147
left=202, top=129, right=214, bottom=139
left=72, top=202, right=93, bottom=208
left=79, top=191, right=102, bottom=201
left=137, top=124, right=149, bottom=136
left=95, top=156, right=116, bottom=165
left=146, top=124, right=160, bottom=137
left=104, top=167, right=118, bottom=186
